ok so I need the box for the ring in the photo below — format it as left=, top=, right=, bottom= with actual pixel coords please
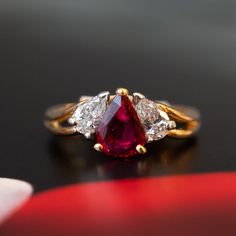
left=44, top=88, right=201, bottom=158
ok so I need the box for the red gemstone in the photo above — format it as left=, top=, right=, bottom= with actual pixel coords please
left=96, top=95, right=146, bottom=157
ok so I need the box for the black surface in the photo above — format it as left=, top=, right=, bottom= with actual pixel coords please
left=0, top=0, right=236, bottom=192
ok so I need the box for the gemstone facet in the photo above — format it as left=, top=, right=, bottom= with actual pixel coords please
left=135, top=98, right=170, bottom=142
left=70, top=94, right=107, bottom=137
left=96, top=95, right=146, bottom=157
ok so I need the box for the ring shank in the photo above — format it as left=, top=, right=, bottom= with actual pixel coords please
left=158, top=103, right=201, bottom=138
left=44, top=103, right=78, bottom=135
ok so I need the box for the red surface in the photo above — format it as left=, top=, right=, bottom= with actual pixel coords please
left=97, top=95, right=146, bottom=157
left=1, top=173, right=236, bottom=236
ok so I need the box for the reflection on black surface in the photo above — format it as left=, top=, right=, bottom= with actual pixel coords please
left=48, top=135, right=198, bottom=183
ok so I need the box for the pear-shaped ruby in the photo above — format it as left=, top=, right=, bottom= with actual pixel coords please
left=96, top=95, right=146, bottom=157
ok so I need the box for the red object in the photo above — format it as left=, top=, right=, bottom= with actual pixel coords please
left=96, top=95, right=146, bottom=157
left=1, top=173, right=236, bottom=236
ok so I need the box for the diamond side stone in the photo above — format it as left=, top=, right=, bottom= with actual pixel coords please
left=70, top=95, right=107, bottom=136
left=135, top=98, right=170, bottom=142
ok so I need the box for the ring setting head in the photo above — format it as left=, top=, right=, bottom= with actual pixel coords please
left=68, top=88, right=176, bottom=158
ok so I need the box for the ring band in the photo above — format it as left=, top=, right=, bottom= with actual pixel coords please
left=44, top=88, right=201, bottom=158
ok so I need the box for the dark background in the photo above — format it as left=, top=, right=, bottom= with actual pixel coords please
left=0, top=0, right=235, bottom=192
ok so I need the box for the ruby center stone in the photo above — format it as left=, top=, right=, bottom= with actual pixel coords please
left=96, top=95, right=146, bottom=157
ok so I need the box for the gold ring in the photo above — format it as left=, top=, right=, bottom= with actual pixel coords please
left=44, top=88, right=201, bottom=158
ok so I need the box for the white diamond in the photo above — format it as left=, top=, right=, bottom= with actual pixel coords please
left=70, top=95, right=107, bottom=137
left=135, top=98, right=170, bottom=142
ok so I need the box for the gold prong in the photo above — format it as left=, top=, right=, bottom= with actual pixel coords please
left=116, top=88, right=129, bottom=96
left=136, top=144, right=147, bottom=154
left=94, top=143, right=103, bottom=152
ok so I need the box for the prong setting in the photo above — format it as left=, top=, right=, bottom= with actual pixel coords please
left=98, top=91, right=110, bottom=102
left=94, top=143, right=103, bottom=152
left=133, top=92, right=145, bottom=105
left=116, top=88, right=129, bottom=96
left=68, top=117, right=76, bottom=125
left=84, top=132, right=93, bottom=139
left=167, top=120, right=176, bottom=130
left=136, top=144, right=147, bottom=154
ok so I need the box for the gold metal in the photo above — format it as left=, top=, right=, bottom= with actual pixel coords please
left=44, top=91, right=201, bottom=139
left=94, top=143, right=103, bottom=152
left=44, top=103, right=78, bottom=135
left=136, top=145, right=147, bottom=154
left=116, top=88, right=129, bottom=96
left=158, top=103, right=201, bottom=138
